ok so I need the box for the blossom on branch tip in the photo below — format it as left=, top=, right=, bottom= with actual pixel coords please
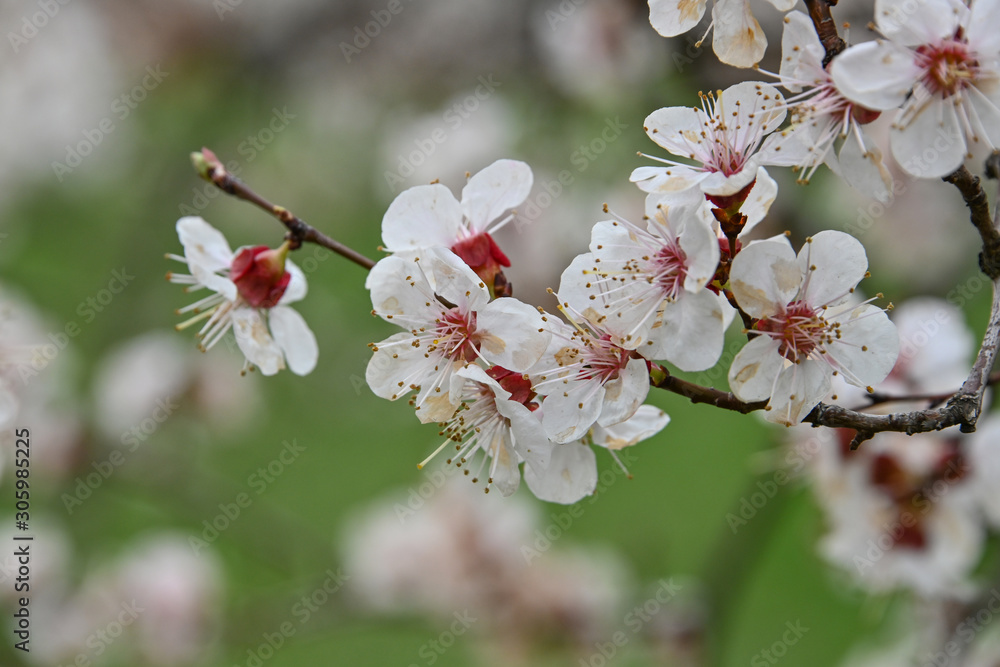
left=727, top=231, right=899, bottom=426
left=830, top=0, right=1000, bottom=178
left=167, top=216, right=317, bottom=376
left=380, top=159, right=532, bottom=290
left=366, top=247, right=549, bottom=423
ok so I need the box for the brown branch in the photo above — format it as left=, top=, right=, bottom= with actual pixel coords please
left=192, top=149, right=376, bottom=271
left=649, top=278, right=1000, bottom=445
left=804, top=0, right=846, bottom=67
left=945, top=164, right=1000, bottom=279
left=857, top=370, right=1000, bottom=410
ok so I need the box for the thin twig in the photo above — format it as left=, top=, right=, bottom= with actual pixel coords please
left=192, top=149, right=376, bottom=271
left=804, top=0, right=846, bottom=67
left=944, top=165, right=1000, bottom=279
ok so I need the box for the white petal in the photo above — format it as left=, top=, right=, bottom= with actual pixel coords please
left=830, top=131, right=893, bottom=202
left=890, top=96, right=966, bottom=178
left=729, top=236, right=800, bottom=319
left=366, top=332, right=427, bottom=399
left=728, top=335, right=784, bottom=402
left=176, top=216, right=237, bottom=300
left=278, top=260, right=307, bottom=305
left=778, top=12, right=825, bottom=93
left=269, top=306, right=318, bottom=376
left=176, top=216, right=233, bottom=272
left=739, top=167, right=778, bottom=235
left=712, top=0, right=767, bottom=68
left=524, top=442, right=597, bottom=504
left=826, top=304, right=900, bottom=388
left=541, top=381, right=605, bottom=444
left=367, top=255, right=441, bottom=324
left=644, top=289, right=726, bottom=371
left=676, top=204, right=720, bottom=291
left=597, top=357, right=649, bottom=427
left=720, top=81, right=787, bottom=134
left=831, top=41, right=920, bottom=111
left=643, top=106, right=706, bottom=155
left=630, top=165, right=707, bottom=194
left=493, top=387, right=552, bottom=476
left=486, top=434, right=522, bottom=497
left=965, top=82, right=1000, bottom=149
left=591, top=404, right=670, bottom=450
left=476, top=298, right=551, bottom=371
left=648, top=0, right=707, bottom=37
left=765, top=360, right=831, bottom=426
left=460, top=159, right=533, bottom=233
left=381, top=184, right=463, bottom=251
left=420, top=247, right=491, bottom=312
left=232, top=307, right=283, bottom=375
left=968, top=0, right=1000, bottom=55
left=874, top=0, right=962, bottom=46
left=797, top=230, right=868, bottom=308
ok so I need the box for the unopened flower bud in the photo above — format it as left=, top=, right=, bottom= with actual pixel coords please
left=231, top=241, right=291, bottom=308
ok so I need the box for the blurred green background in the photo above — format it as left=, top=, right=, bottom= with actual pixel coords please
left=1, top=1, right=996, bottom=665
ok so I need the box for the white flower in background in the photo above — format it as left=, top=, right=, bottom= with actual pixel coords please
left=557, top=201, right=726, bottom=371
left=529, top=310, right=649, bottom=445
left=728, top=231, right=899, bottom=426
left=167, top=216, right=317, bottom=376
left=816, top=431, right=982, bottom=598
left=830, top=0, right=1000, bottom=178
left=420, top=365, right=552, bottom=497
left=366, top=247, right=549, bottom=424
left=631, top=82, right=785, bottom=214
left=761, top=11, right=893, bottom=201
left=647, top=0, right=797, bottom=68
left=380, top=159, right=532, bottom=287
left=883, top=298, right=974, bottom=396
left=113, top=535, right=222, bottom=666
left=524, top=404, right=670, bottom=504
left=343, top=479, right=628, bottom=652
left=964, top=416, right=1000, bottom=528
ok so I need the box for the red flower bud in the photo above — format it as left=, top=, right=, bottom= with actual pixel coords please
left=231, top=242, right=291, bottom=308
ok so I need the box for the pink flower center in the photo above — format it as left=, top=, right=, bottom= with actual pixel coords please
left=756, top=300, right=833, bottom=362
left=652, top=240, right=688, bottom=301
left=916, top=39, right=979, bottom=97
left=435, top=309, right=479, bottom=362
left=576, top=335, right=632, bottom=384
left=487, top=366, right=538, bottom=410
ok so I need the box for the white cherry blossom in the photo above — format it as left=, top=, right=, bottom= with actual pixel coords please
left=647, top=0, right=797, bottom=68
left=557, top=201, right=726, bottom=371
left=419, top=364, right=552, bottom=497
left=761, top=11, right=893, bottom=201
left=529, top=308, right=650, bottom=445
left=631, top=82, right=786, bottom=216
left=524, top=404, right=670, bottom=504
left=380, top=159, right=532, bottom=286
left=167, top=216, right=317, bottom=376
left=366, top=247, right=549, bottom=423
left=830, top=0, right=1000, bottom=177
left=728, top=231, right=899, bottom=426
